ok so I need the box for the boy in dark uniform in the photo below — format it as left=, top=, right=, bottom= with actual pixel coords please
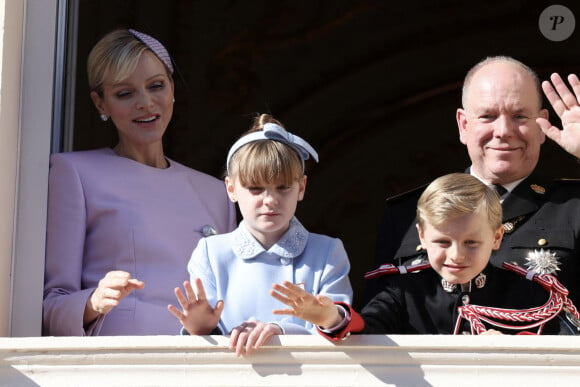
left=270, top=173, right=580, bottom=336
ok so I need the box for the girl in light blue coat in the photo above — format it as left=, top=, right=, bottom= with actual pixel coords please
left=168, top=114, right=352, bottom=356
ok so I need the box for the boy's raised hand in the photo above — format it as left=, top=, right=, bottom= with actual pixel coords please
left=270, top=281, right=341, bottom=329
left=167, top=278, right=223, bottom=335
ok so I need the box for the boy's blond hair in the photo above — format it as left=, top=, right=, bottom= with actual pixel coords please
left=416, top=173, right=503, bottom=230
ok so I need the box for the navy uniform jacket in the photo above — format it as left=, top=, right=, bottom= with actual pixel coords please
left=372, top=172, right=580, bottom=307
left=329, top=264, right=574, bottom=338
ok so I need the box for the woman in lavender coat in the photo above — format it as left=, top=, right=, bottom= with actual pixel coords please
left=42, top=29, right=237, bottom=336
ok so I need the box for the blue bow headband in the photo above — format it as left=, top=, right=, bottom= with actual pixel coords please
left=226, top=123, right=319, bottom=173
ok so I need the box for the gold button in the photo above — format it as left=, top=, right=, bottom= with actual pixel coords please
left=416, top=244, right=422, bottom=252
left=538, top=238, right=547, bottom=246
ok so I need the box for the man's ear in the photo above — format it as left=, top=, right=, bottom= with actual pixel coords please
left=492, top=225, right=505, bottom=250
left=224, top=176, right=236, bottom=203
left=456, top=108, right=469, bottom=145
left=538, top=108, right=549, bottom=144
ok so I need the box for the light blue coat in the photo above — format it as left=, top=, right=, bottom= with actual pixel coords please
left=188, top=217, right=353, bottom=334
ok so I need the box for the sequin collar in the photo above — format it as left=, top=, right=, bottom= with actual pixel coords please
left=232, top=217, right=309, bottom=260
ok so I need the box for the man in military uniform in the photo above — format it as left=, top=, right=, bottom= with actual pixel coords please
left=372, top=57, right=580, bottom=307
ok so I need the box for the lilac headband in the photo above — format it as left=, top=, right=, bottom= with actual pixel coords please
left=226, top=123, right=319, bottom=173
left=129, top=29, right=174, bottom=74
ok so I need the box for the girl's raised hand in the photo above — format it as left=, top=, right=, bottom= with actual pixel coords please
left=270, top=281, right=341, bottom=328
left=229, top=321, right=282, bottom=357
left=167, top=278, right=224, bottom=335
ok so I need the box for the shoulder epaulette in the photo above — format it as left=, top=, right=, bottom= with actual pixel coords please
left=364, top=262, right=431, bottom=279
left=502, top=262, right=568, bottom=294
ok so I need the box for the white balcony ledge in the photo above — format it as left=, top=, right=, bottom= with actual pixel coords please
left=1, top=335, right=579, bottom=386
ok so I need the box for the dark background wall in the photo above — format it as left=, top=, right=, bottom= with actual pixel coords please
left=71, top=0, right=580, bottom=308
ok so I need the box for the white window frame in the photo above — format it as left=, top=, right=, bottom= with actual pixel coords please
left=10, top=0, right=60, bottom=337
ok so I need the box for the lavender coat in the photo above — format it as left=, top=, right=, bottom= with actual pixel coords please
left=43, top=148, right=237, bottom=336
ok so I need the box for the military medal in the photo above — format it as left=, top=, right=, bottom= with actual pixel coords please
left=524, top=248, right=561, bottom=275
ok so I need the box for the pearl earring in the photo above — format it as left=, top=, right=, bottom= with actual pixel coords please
left=100, top=114, right=108, bottom=122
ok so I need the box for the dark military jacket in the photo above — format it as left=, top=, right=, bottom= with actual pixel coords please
left=372, top=172, right=580, bottom=307
left=339, top=264, right=575, bottom=337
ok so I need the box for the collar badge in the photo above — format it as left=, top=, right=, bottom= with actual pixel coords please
left=502, top=215, right=525, bottom=234
left=441, top=279, right=457, bottom=293
left=530, top=184, right=546, bottom=194
left=474, top=272, right=487, bottom=288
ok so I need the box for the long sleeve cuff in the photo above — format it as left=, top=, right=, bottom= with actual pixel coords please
left=316, top=302, right=365, bottom=341
left=318, top=304, right=350, bottom=333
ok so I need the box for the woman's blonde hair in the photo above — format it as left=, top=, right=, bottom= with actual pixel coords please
left=416, top=173, right=503, bottom=230
left=228, top=114, right=304, bottom=187
left=87, top=29, right=173, bottom=96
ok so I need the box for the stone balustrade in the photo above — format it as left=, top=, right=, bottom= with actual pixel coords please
left=1, top=335, right=579, bottom=386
